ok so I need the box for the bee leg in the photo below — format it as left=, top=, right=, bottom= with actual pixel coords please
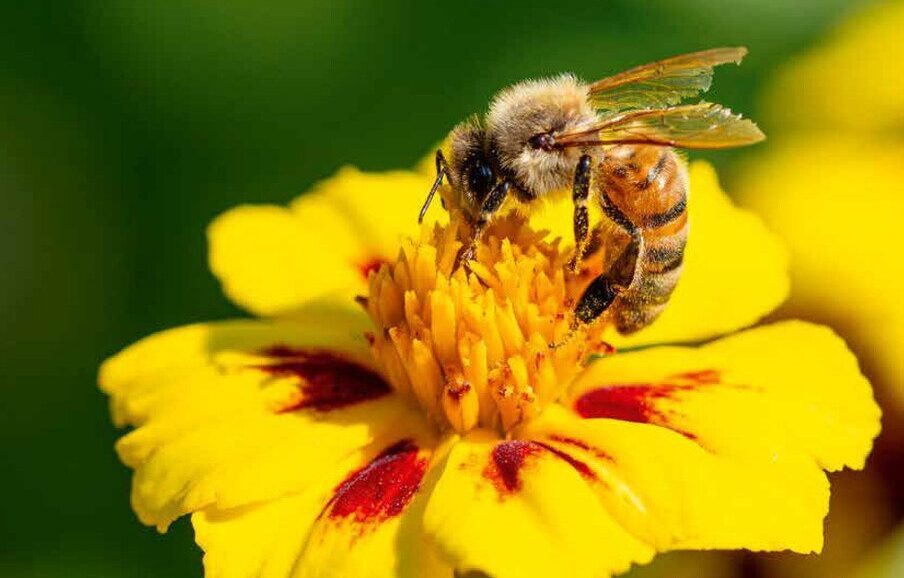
left=568, top=154, right=593, bottom=273
left=454, top=179, right=512, bottom=271
left=552, top=194, right=642, bottom=347
left=419, top=149, right=451, bottom=223
left=571, top=232, right=641, bottom=331
left=598, top=190, right=644, bottom=290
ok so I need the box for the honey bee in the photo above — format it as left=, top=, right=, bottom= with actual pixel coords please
left=418, top=47, right=764, bottom=335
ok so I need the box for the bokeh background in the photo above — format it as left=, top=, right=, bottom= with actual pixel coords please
left=3, top=1, right=902, bottom=577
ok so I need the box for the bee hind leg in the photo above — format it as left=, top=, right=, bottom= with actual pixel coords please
left=419, top=149, right=451, bottom=223
left=568, top=154, right=593, bottom=273
left=570, top=235, right=641, bottom=331
left=453, top=179, right=512, bottom=271
left=552, top=194, right=643, bottom=347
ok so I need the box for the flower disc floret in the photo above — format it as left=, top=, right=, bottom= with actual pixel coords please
left=365, top=215, right=612, bottom=433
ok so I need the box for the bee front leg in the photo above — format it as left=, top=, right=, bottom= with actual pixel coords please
left=568, top=154, right=593, bottom=273
left=419, top=149, right=451, bottom=223
left=454, top=180, right=512, bottom=271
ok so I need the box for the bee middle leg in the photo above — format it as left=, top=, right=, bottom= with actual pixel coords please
left=453, top=180, right=512, bottom=271
left=568, top=154, right=593, bottom=273
left=570, top=192, right=644, bottom=331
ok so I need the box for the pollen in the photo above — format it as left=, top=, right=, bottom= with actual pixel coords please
left=364, top=215, right=613, bottom=434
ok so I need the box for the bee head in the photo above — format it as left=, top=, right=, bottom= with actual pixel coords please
left=486, top=74, right=597, bottom=197
left=448, top=118, right=498, bottom=216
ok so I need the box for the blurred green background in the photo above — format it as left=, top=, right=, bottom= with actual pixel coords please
left=0, top=1, right=890, bottom=577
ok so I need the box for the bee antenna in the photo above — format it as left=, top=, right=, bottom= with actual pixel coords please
left=420, top=150, right=451, bottom=224
left=418, top=177, right=441, bottom=224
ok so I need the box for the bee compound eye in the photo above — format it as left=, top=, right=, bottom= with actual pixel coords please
left=528, top=133, right=556, bottom=151
left=468, top=161, right=495, bottom=197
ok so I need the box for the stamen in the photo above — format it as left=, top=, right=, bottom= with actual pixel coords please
left=365, top=215, right=614, bottom=433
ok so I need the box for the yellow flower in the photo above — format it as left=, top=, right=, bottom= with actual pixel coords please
left=760, top=0, right=904, bottom=133
left=736, top=0, right=904, bottom=410
left=100, top=160, right=879, bottom=578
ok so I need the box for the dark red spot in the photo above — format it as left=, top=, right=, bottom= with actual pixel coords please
left=572, top=371, right=723, bottom=441
left=483, top=439, right=609, bottom=495
left=574, top=383, right=692, bottom=423
left=484, top=440, right=542, bottom=494
left=446, top=381, right=471, bottom=402
left=593, top=340, right=617, bottom=356
left=328, top=439, right=428, bottom=523
left=358, top=257, right=388, bottom=280
left=255, top=346, right=391, bottom=412
left=671, top=369, right=721, bottom=385
left=260, top=344, right=306, bottom=358
left=547, top=434, right=614, bottom=463
left=534, top=442, right=596, bottom=480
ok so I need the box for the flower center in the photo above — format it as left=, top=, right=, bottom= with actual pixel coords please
left=363, top=215, right=613, bottom=434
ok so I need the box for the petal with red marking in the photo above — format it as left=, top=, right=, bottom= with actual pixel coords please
left=517, top=321, right=881, bottom=554
left=98, top=316, right=433, bottom=531
left=520, top=405, right=830, bottom=553
left=423, top=430, right=654, bottom=578
left=565, top=321, right=880, bottom=470
left=193, top=436, right=451, bottom=578
left=293, top=437, right=451, bottom=578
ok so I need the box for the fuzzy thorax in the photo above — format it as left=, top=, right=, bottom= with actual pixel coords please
left=364, top=215, right=613, bottom=434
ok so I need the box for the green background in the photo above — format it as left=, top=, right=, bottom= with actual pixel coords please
left=0, top=1, right=874, bottom=577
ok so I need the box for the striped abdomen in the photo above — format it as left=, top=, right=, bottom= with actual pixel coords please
left=598, top=146, right=689, bottom=333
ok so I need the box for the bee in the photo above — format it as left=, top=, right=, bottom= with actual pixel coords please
left=418, top=47, right=764, bottom=335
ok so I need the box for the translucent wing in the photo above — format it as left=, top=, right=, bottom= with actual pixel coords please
left=587, top=47, right=748, bottom=112
left=554, top=102, right=765, bottom=149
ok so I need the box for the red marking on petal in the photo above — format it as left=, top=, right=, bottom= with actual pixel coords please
left=358, top=257, right=388, bottom=280
left=484, top=439, right=606, bottom=495
left=255, top=346, right=391, bottom=412
left=573, top=383, right=688, bottom=423
left=534, top=442, right=596, bottom=480
left=671, top=369, right=721, bottom=385
left=260, top=344, right=307, bottom=358
left=484, top=440, right=542, bottom=494
left=328, top=439, right=428, bottom=523
left=573, top=369, right=726, bottom=440
left=574, top=368, right=722, bottom=427
left=547, top=434, right=614, bottom=463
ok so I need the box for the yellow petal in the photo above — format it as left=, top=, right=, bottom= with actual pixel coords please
left=761, top=0, right=904, bottom=132
left=521, top=405, right=829, bottom=554
left=423, top=430, right=654, bottom=578
left=737, top=136, right=904, bottom=412
left=99, top=309, right=370, bottom=425
left=193, top=491, right=327, bottom=578
left=531, top=161, right=789, bottom=348
left=294, top=437, right=452, bottom=578
left=194, top=436, right=452, bottom=578
left=566, top=321, right=880, bottom=472
left=527, top=321, right=880, bottom=553
left=208, top=167, right=444, bottom=317
left=99, top=314, right=434, bottom=531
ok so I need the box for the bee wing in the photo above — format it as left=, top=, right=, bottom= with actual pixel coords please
left=555, top=102, right=765, bottom=149
left=587, top=47, right=748, bottom=112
